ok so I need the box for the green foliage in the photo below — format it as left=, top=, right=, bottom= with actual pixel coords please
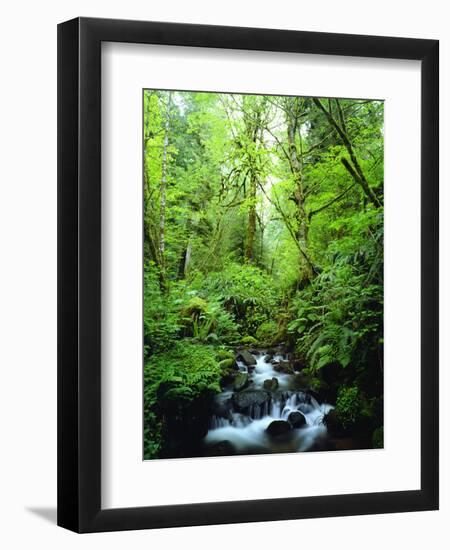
left=201, top=262, right=280, bottom=335
left=288, top=209, right=383, bottom=383
left=240, top=335, right=258, bottom=346
left=181, top=296, right=209, bottom=317
left=335, top=386, right=362, bottom=429
left=256, top=320, right=281, bottom=345
left=143, top=262, right=180, bottom=356
left=144, top=342, right=221, bottom=459
left=142, top=90, right=384, bottom=457
left=144, top=343, right=221, bottom=406
left=180, top=295, right=239, bottom=344
left=144, top=342, right=220, bottom=404
left=215, top=348, right=235, bottom=361
left=218, top=358, right=235, bottom=369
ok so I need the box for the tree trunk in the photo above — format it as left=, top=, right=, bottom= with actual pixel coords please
left=245, top=175, right=257, bottom=262
left=159, top=92, right=172, bottom=287
left=286, top=105, right=312, bottom=280
left=242, top=96, right=263, bottom=264
left=287, top=123, right=308, bottom=241
left=143, top=122, right=162, bottom=268
left=143, top=168, right=159, bottom=265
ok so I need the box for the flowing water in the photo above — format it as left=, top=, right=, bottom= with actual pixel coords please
left=204, top=349, right=334, bottom=455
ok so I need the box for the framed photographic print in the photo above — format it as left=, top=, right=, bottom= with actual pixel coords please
left=57, top=17, right=439, bottom=532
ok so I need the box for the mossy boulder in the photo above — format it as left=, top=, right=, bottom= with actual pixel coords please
left=263, top=377, right=279, bottom=391
left=215, top=349, right=235, bottom=361
left=273, top=360, right=295, bottom=375
left=236, top=350, right=257, bottom=366
left=232, top=389, right=270, bottom=411
left=233, top=372, right=249, bottom=391
left=218, top=358, right=237, bottom=369
left=240, top=335, right=259, bottom=346
left=220, top=367, right=238, bottom=386
left=181, top=296, right=208, bottom=319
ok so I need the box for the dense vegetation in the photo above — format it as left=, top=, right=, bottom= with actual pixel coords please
left=143, top=90, right=384, bottom=459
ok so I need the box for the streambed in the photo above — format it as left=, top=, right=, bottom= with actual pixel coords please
left=203, top=349, right=334, bottom=456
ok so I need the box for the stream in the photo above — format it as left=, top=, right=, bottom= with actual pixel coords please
left=203, top=349, right=334, bottom=456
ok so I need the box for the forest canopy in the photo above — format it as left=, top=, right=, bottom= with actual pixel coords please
left=143, top=90, right=384, bottom=459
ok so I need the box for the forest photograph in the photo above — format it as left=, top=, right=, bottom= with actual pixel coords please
left=143, top=89, right=384, bottom=460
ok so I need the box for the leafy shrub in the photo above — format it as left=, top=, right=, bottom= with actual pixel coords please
left=256, top=320, right=281, bottom=345
left=143, top=342, right=221, bottom=459
left=145, top=342, right=221, bottom=407
left=200, top=262, right=280, bottom=335
left=144, top=411, right=162, bottom=459
left=288, top=211, right=383, bottom=386
left=143, top=262, right=180, bottom=356
left=289, top=263, right=382, bottom=371
left=180, top=296, right=239, bottom=344
left=334, top=386, right=362, bottom=429
left=144, top=262, right=240, bottom=355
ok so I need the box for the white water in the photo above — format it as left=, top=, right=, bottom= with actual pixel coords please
left=204, top=351, right=334, bottom=454
left=251, top=353, right=291, bottom=389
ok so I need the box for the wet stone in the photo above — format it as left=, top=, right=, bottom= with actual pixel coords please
left=263, top=377, right=279, bottom=391
left=287, top=410, right=306, bottom=428
left=266, top=420, right=292, bottom=438
left=236, top=350, right=257, bottom=366
left=232, top=389, right=271, bottom=411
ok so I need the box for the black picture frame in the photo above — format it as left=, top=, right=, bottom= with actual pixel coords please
left=57, top=16, right=439, bottom=533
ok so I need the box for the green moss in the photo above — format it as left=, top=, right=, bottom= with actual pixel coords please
left=233, top=372, right=249, bottom=391
left=240, top=335, right=258, bottom=346
left=220, top=367, right=237, bottom=386
left=181, top=296, right=208, bottom=319
left=215, top=349, right=235, bottom=361
left=218, top=358, right=235, bottom=369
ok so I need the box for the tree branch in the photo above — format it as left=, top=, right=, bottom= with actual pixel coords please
left=308, top=182, right=357, bottom=220
left=258, top=182, right=318, bottom=275
left=312, top=98, right=382, bottom=208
